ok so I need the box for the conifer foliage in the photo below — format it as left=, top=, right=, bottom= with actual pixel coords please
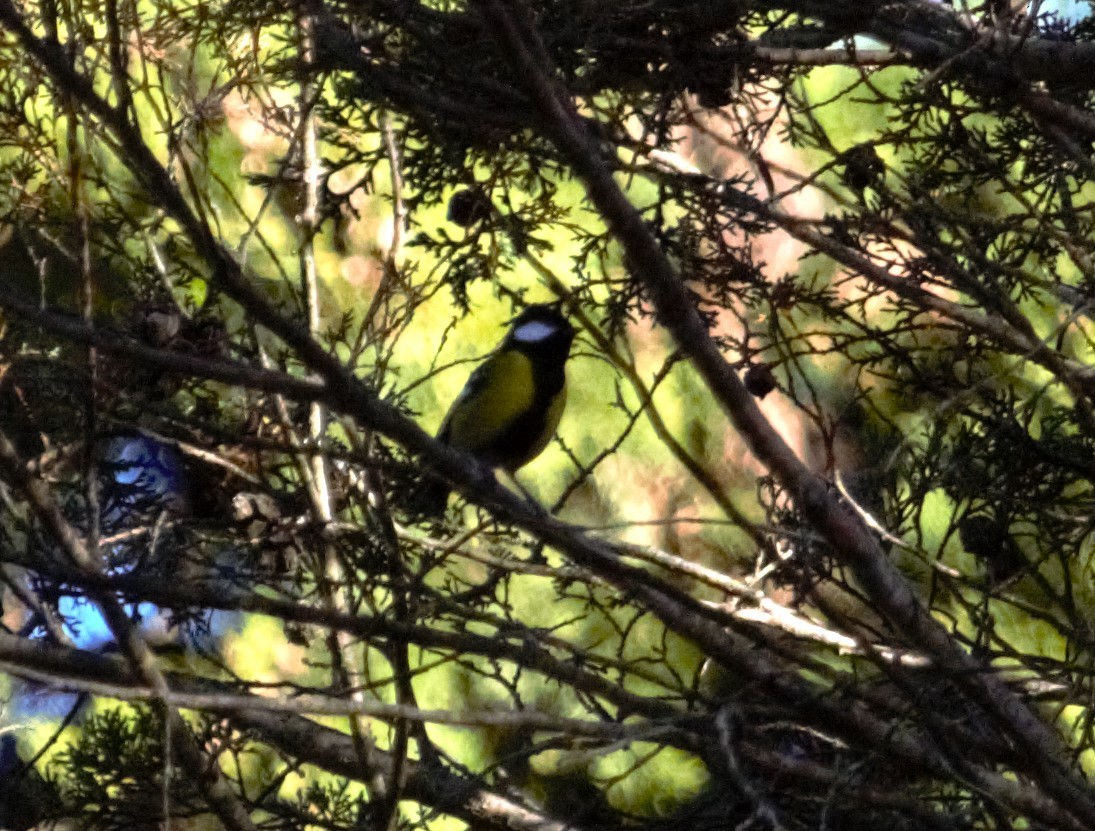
left=0, top=1, right=1094, bottom=829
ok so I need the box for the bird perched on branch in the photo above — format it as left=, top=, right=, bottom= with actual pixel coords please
left=416, top=303, right=575, bottom=517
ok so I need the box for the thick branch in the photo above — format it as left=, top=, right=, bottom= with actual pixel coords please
left=0, top=431, right=259, bottom=831
left=468, top=0, right=1095, bottom=826
left=0, top=632, right=1085, bottom=831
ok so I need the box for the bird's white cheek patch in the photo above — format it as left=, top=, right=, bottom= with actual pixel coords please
left=512, top=321, right=559, bottom=343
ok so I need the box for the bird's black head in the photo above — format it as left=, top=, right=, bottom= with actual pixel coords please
left=506, top=304, right=575, bottom=358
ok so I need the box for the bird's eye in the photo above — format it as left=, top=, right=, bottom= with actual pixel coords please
left=512, top=320, right=559, bottom=343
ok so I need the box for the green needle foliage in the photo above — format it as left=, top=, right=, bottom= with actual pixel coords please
left=0, top=1, right=1093, bottom=830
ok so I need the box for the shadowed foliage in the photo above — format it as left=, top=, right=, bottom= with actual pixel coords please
left=0, top=1, right=1093, bottom=830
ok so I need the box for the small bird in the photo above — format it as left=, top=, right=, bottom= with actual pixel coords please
left=416, top=304, right=575, bottom=517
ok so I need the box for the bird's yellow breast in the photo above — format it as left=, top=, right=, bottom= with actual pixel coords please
left=443, top=350, right=538, bottom=455
left=521, top=379, right=567, bottom=467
